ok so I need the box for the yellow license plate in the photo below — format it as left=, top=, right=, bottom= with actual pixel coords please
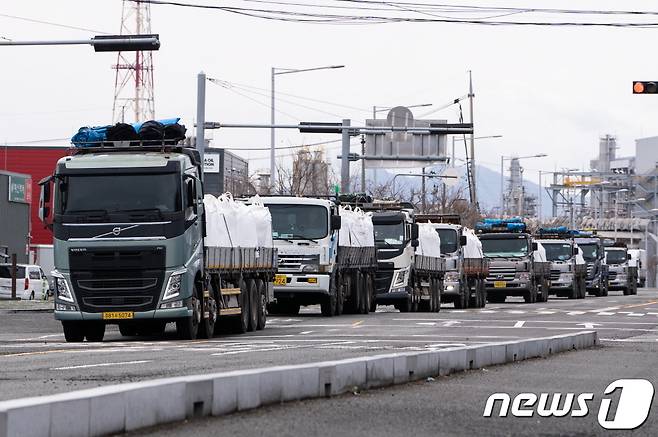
left=494, top=281, right=507, bottom=288
left=274, top=274, right=287, bottom=286
left=102, top=311, right=134, bottom=320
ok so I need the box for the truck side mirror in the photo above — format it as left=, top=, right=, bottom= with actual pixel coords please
left=411, top=239, right=419, bottom=248
left=532, top=242, right=538, bottom=251
left=627, top=253, right=632, bottom=260
left=460, top=235, right=467, bottom=247
left=184, top=176, right=197, bottom=212
left=331, top=215, right=342, bottom=230
left=38, top=176, right=53, bottom=230
left=411, top=223, right=419, bottom=240
left=573, top=247, right=579, bottom=256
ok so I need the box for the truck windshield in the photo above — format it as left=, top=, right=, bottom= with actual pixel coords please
left=542, top=243, right=573, bottom=261
left=59, top=173, right=181, bottom=215
left=436, top=229, right=458, bottom=254
left=579, top=244, right=599, bottom=262
left=606, top=250, right=627, bottom=264
left=481, top=237, right=529, bottom=258
left=374, top=222, right=405, bottom=247
left=268, top=204, right=328, bottom=240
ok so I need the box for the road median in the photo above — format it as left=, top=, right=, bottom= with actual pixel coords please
left=0, top=330, right=598, bottom=437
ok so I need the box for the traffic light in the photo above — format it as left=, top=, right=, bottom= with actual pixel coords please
left=633, top=81, right=658, bottom=94
left=92, top=34, right=160, bottom=52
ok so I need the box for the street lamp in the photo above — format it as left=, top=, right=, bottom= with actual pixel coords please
left=0, top=34, right=160, bottom=51
left=500, top=153, right=547, bottom=216
left=452, top=135, right=502, bottom=168
left=270, top=65, right=344, bottom=188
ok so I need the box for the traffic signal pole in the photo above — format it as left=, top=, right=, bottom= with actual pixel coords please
left=341, top=119, right=351, bottom=193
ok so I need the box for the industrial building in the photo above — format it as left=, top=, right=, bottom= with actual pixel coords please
left=0, top=171, right=31, bottom=263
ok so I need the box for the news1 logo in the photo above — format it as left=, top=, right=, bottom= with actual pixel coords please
left=483, top=379, right=654, bottom=430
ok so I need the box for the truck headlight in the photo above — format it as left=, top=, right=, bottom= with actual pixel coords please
left=163, top=270, right=186, bottom=301
left=445, top=271, right=460, bottom=282
left=517, top=272, right=530, bottom=281
left=53, top=274, right=74, bottom=303
left=392, top=267, right=410, bottom=288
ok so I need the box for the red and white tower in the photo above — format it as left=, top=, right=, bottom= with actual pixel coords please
left=112, top=0, right=155, bottom=123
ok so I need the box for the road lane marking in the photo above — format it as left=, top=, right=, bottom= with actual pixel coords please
left=506, top=310, right=526, bottom=314
left=417, top=322, right=437, bottom=326
left=596, top=312, right=615, bottom=316
left=567, top=311, right=586, bottom=315
left=50, top=360, right=151, bottom=370
left=536, top=311, right=556, bottom=315
left=441, top=321, right=461, bottom=327
left=620, top=300, right=658, bottom=309
left=513, top=321, right=525, bottom=328
left=576, top=323, right=601, bottom=329
left=300, top=331, right=313, bottom=335
left=628, top=313, right=645, bottom=317
left=352, top=320, right=363, bottom=328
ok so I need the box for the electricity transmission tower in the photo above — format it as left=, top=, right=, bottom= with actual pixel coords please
left=112, top=0, right=155, bottom=123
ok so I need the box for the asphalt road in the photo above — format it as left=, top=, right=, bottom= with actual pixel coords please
left=1, top=289, right=658, bottom=403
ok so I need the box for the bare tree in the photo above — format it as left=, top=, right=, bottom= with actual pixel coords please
left=275, top=147, right=334, bottom=196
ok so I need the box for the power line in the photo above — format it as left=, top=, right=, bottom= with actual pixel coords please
left=0, top=13, right=109, bottom=34
left=135, top=0, right=658, bottom=27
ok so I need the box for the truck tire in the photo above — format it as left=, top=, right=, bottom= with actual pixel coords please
left=247, top=279, right=259, bottom=332
left=321, top=274, right=337, bottom=317
left=568, top=280, right=578, bottom=299
left=84, top=322, right=105, bottom=342
left=488, top=294, right=505, bottom=304
left=335, top=275, right=345, bottom=316
left=177, top=293, right=201, bottom=340
left=360, top=272, right=371, bottom=315
left=255, top=279, right=267, bottom=330
left=119, top=323, right=138, bottom=337
left=579, top=278, right=586, bottom=299
left=476, top=279, right=486, bottom=308
left=199, top=285, right=217, bottom=340
left=524, top=283, right=537, bottom=303
left=454, top=282, right=468, bottom=309
left=62, top=321, right=85, bottom=342
left=434, top=278, right=443, bottom=312
left=396, top=297, right=412, bottom=312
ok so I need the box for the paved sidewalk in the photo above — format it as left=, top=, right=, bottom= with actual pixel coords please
left=0, top=298, right=53, bottom=312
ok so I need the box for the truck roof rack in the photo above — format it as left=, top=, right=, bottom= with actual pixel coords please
left=476, top=218, right=527, bottom=234
left=71, top=143, right=202, bottom=167
left=415, top=214, right=461, bottom=225
left=535, top=226, right=577, bottom=239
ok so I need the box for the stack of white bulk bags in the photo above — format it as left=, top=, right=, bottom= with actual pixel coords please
left=203, top=193, right=273, bottom=248
left=339, top=206, right=375, bottom=247
left=417, top=223, right=442, bottom=258
left=462, top=227, right=484, bottom=258
left=533, top=241, right=547, bottom=263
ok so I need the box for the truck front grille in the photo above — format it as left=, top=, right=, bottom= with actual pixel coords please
left=69, top=247, right=165, bottom=313
left=550, top=270, right=561, bottom=281
left=277, top=254, right=320, bottom=272
left=609, top=271, right=617, bottom=281
left=487, top=266, right=516, bottom=282
left=375, top=270, right=394, bottom=294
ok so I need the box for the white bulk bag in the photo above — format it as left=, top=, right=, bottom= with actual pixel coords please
left=203, top=195, right=222, bottom=246
left=463, top=227, right=484, bottom=259
left=233, top=201, right=259, bottom=247
left=246, top=195, right=273, bottom=248
left=533, top=241, right=547, bottom=262
left=417, top=223, right=442, bottom=258
left=339, top=206, right=355, bottom=247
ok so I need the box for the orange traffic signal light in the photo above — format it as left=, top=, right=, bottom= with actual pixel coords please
left=633, top=81, right=658, bottom=94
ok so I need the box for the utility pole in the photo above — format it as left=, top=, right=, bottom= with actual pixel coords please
left=468, top=71, right=477, bottom=206
left=196, top=71, right=206, bottom=180
left=421, top=167, right=426, bottom=213
left=340, top=119, right=351, bottom=193
left=270, top=67, right=276, bottom=188
left=360, top=135, right=366, bottom=192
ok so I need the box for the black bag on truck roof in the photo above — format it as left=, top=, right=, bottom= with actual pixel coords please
left=138, top=120, right=165, bottom=145
left=105, top=122, right=139, bottom=145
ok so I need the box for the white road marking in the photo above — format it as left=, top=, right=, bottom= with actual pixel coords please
left=576, top=323, right=601, bottom=329
left=567, top=311, right=586, bottom=315
left=536, top=311, right=556, bottom=315
left=300, top=331, right=313, bottom=335
left=513, top=321, right=526, bottom=328
left=50, top=360, right=151, bottom=370
left=628, top=313, right=645, bottom=317
left=416, top=322, right=437, bottom=326
left=506, top=310, right=526, bottom=314
left=478, top=310, right=497, bottom=314
left=596, top=312, right=615, bottom=316
left=441, top=321, right=461, bottom=327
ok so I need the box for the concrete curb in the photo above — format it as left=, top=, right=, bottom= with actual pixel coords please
left=0, top=331, right=598, bottom=437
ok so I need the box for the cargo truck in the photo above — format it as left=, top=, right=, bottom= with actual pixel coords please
left=416, top=214, right=488, bottom=308
left=604, top=243, right=638, bottom=295
left=38, top=130, right=276, bottom=342
left=259, top=196, right=377, bottom=317
left=574, top=231, right=609, bottom=297
left=365, top=201, right=445, bottom=313
left=535, top=227, right=587, bottom=299
left=628, top=249, right=647, bottom=288
left=477, top=218, right=551, bottom=303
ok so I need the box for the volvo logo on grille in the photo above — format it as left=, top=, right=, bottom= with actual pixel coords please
left=112, top=227, right=122, bottom=236
left=496, top=274, right=505, bottom=280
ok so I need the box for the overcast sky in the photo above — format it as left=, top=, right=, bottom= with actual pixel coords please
left=2, top=1, right=658, bottom=186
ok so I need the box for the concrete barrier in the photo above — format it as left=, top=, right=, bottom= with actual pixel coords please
left=0, top=331, right=598, bottom=437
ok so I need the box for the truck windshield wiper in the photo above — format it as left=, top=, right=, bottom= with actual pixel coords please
left=291, top=234, right=319, bottom=244
left=65, top=209, right=109, bottom=217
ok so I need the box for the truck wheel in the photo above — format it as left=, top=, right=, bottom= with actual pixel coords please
left=255, top=279, right=267, bottom=330
left=199, top=285, right=217, bottom=339
left=396, top=297, right=412, bottom=312
left=632, top=282, right=638, bottom=295
left=602, top=280, right=609, bottom=297
left=335, top=275, right=345, bottom=316
left=119, top=323, right=138, bottom=337
left=62, top=321, right=85, bottom=343
left=85, top=322, right=105, bottom=342
left=247, top=279, right=259, bottom=332
left=177, top=294, right=201, bottom=340
left=360, top=273, right=371, bottom=315
left=321, top=274, right=337, bottom=317
left=623, top=287, right=630, bottom=296
left=524, top=284, right=536, bottom=303
left=488, top=294, right=505, bottom=304
left=352, top=271, right=364, bottom=314
left=454, top=282, right=467, bottom=309
left=579, top=278, right=586, bottom=299
left=568, top=280, right=578, bottom=299
left=434, top=279, right=443, bottom=312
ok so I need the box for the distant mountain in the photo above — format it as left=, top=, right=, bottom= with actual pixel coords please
left=369, top=164, right=552, bottom=217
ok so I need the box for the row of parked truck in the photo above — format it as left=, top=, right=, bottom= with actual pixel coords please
left=36, top=138, right=641, bottom=342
